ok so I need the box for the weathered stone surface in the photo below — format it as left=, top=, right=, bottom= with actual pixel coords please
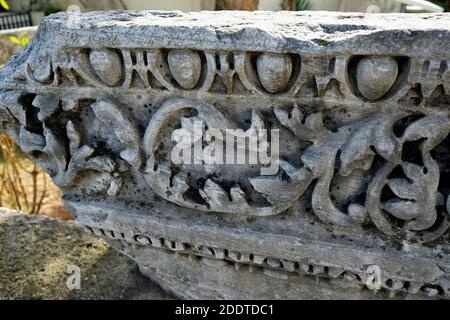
left=167, top=49, right=202, bottom=90
left=0, top=11, right=449, bottom=299
left=256, top=53, right=293, bottom=93
left=356, top=56, right=399, bottom=100
left=0, top=208, right=173, bottom=300
left=88, top=49, right=124, bottom=87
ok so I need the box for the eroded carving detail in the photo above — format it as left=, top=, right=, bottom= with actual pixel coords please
left=1, top=10, right=449, bottom=300
left=86, top=224, right=450, bottom=298
left=1, top=44, right=450, bottom=240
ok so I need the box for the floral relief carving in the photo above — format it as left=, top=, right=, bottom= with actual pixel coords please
left=2, top=11, right=450, bottom=299
left=0, top=34, right=449, bottom=244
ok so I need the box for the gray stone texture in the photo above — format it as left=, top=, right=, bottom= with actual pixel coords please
left=0, top=11, right=449, bottom=299
left=0, top=208, right=173, bottom=299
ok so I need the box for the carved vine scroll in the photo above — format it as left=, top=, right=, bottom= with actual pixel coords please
left=0, top=24, right=449, bottom=244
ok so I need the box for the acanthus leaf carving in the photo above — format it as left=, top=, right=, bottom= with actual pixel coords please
left=339, top=113, right=405, bottom=177
left=18, top=127, right=45, bottom=154
left=273, top=104, right=329, bottom=143
left=2, top=11, right=450, bottom=301
left=91, top=100, right=142, bottom=169
left=0, top=30, right=448, bottom=243
left=366, top=114, right=450, bottom=242
left=384, top=155, right=439, bottom=231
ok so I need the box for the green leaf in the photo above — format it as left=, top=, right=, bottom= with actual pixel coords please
left=0, top=0, right=10, bottom=10
left=20, top=37, right=29, bottom=46
left=8, top=36, right=21, bottom=45
left=296, top=0, right=311, bottom=11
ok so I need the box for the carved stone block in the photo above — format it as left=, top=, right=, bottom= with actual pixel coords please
left=0, top=11, right=449, bottom=299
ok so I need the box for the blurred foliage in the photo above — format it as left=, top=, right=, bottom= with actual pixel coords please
left=0, top=134, right=48, bottom=214
left=0, top=32, right=47, bottom=215
left=9, top=34, right=30, bottom=47
left=0, top=0, right=9, bottom=11
left=1, top=0, right=62, bottom=14
left=282, top=0, right=312, bottom=11
left=432, top=0, right=449, bottom=11
left=0, top=32, right=30, bottom=80
left=296, top=0, right=312, bottom=11
left=215, top=0, right=259, bottom=10
left=28, top=0, right=63, bottom=15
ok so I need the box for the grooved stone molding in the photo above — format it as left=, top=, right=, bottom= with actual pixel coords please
left=0, top=11, right=450, bottom=299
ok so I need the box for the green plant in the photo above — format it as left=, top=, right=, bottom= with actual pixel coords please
left=9, top=33, right=30, bottom=47
left=0, top=134, right=48, bottom=214
left=0, top=0, right=9, bottom=10
left=0, top=33, right=30, bottom=69
left=0, top=33, right=68, bottom=218
left=29, top=0, right=45, bottom=11
left=296, top=0, right=312, bottom=11
left=431, top=0, right=449, bottom=11
left=28, top=0, right=63, bottom=15
left=0, top=31, right=47, bottom=214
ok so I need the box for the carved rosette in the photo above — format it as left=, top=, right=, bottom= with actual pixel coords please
left=0, top=11, right=449, bottom=298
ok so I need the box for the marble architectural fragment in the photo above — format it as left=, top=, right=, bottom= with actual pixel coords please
left=0, top=11, right=450, bottom=299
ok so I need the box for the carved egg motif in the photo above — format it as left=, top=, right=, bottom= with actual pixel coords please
left=89, top=49, right=123, bottom=87
left=356, top=56, right=399, bottom=100
left=256, top=53, right=293, bottom=93
left=28, top=54, right=53, bottom=83
left=167, top=49, right=202, bottom=90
